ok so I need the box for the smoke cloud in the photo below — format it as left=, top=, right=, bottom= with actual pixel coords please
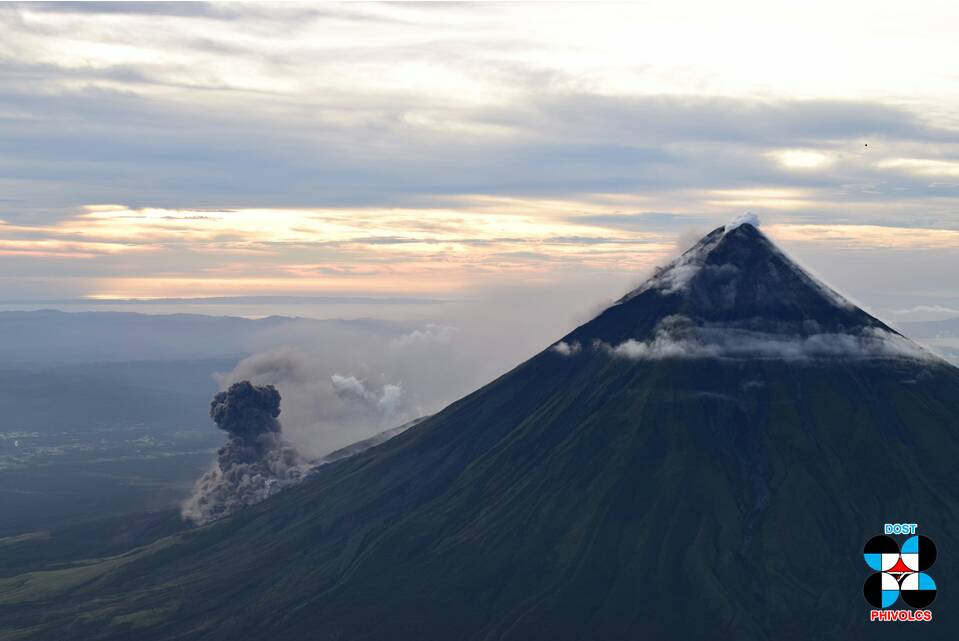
left=216, top=347, right=420, bottom=460
left=206, top=281, right=619, bottom=459
left=181, top=381, right=308, bottom=524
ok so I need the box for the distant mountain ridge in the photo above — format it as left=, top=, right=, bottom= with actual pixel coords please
left=0, top=309, right=409, bottom=365
left=0, top=295, right=447, bottom=306
left=898, top=316, right=959, bottom=338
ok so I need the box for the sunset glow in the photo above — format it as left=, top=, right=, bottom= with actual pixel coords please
left=0, top=1, right=956, bottom=314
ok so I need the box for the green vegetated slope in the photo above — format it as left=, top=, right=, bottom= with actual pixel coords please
left=4, top=357, right=957, bottom=641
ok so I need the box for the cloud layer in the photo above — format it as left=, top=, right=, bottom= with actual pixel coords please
left=0, top=2, right=956, bottom=315
left=598, top=327, right=932, bottom=363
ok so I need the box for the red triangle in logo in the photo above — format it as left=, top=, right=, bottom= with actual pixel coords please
left=888, top=558, right=911, bottom=574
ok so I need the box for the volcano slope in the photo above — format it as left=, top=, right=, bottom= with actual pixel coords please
left=2, top=222, right=959, bottom=641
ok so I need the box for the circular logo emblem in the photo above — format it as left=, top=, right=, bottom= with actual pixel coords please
left=863, top=534, right=937, bottom=609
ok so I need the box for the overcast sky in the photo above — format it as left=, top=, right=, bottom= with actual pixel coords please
left=1, top=1, right=957, bottom=320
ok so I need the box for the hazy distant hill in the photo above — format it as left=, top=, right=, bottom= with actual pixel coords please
left=898, top=317, right=959, bottom=363
left=0, top=310, right=407, bottom=365
left=899, top=317, right=959, bottom=338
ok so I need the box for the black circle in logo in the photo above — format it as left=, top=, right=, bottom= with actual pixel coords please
left=900, top=572, right=937, bottom=608
left=900, top=535, right=937, bottom=572
left=864, top=535, right=899, bottom=555
left=863, top=535, right=900, bottom=572
left=864, top=572, right=899, bottom=609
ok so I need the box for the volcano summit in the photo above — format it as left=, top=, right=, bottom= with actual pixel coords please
left=2, top=220, right=958, bottom=641
left=560, top=219, right=927, bottom=363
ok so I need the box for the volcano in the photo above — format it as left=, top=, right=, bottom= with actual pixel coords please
left=3, top=220, right=959, bottom=641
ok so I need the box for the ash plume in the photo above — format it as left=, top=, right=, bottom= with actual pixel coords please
left=181, top=381, right=308, bottom=525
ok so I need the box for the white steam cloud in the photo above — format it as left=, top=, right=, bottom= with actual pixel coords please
left=724, top=211, right=761, bottom=233
left=551, top=340, right=582, bottom=356
left=596, top=315, right=936, bottom=363
left=621, top=224, right=727, bottom=298
left=389, top=324, right=456, bottom=348
left=330, top=373, right=405, bottom=416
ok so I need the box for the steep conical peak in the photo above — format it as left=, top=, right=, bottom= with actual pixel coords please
left=622, top=214, right=849, bottom=314
left=559, top=216, right=937, bottom=364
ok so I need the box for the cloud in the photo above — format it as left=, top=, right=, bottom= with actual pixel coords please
left=724, top=211, right=760, bottom=232
left=563, top=212, right=711, bottom=231
left=390, top=324, right=456, bottom=348
left=1, top=2, right=957, bottom=309
left=621, top=227, right=730, bottom=298
left=330, top=373, right=406, bottom=417
left=551, top=340, right=581, bottom=356
left=891, top=305, right=959, bottom=316
left=596, top=316, right=935, bottom=363
left=766, top=224, right=959, bottom=250
left=377, top=384, right=404, bottom=416
left=1, top=33, right=958, bottom=222
left=329, top=373, right=372, bottom=402
left=11, top=2, right=230, bottom=18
